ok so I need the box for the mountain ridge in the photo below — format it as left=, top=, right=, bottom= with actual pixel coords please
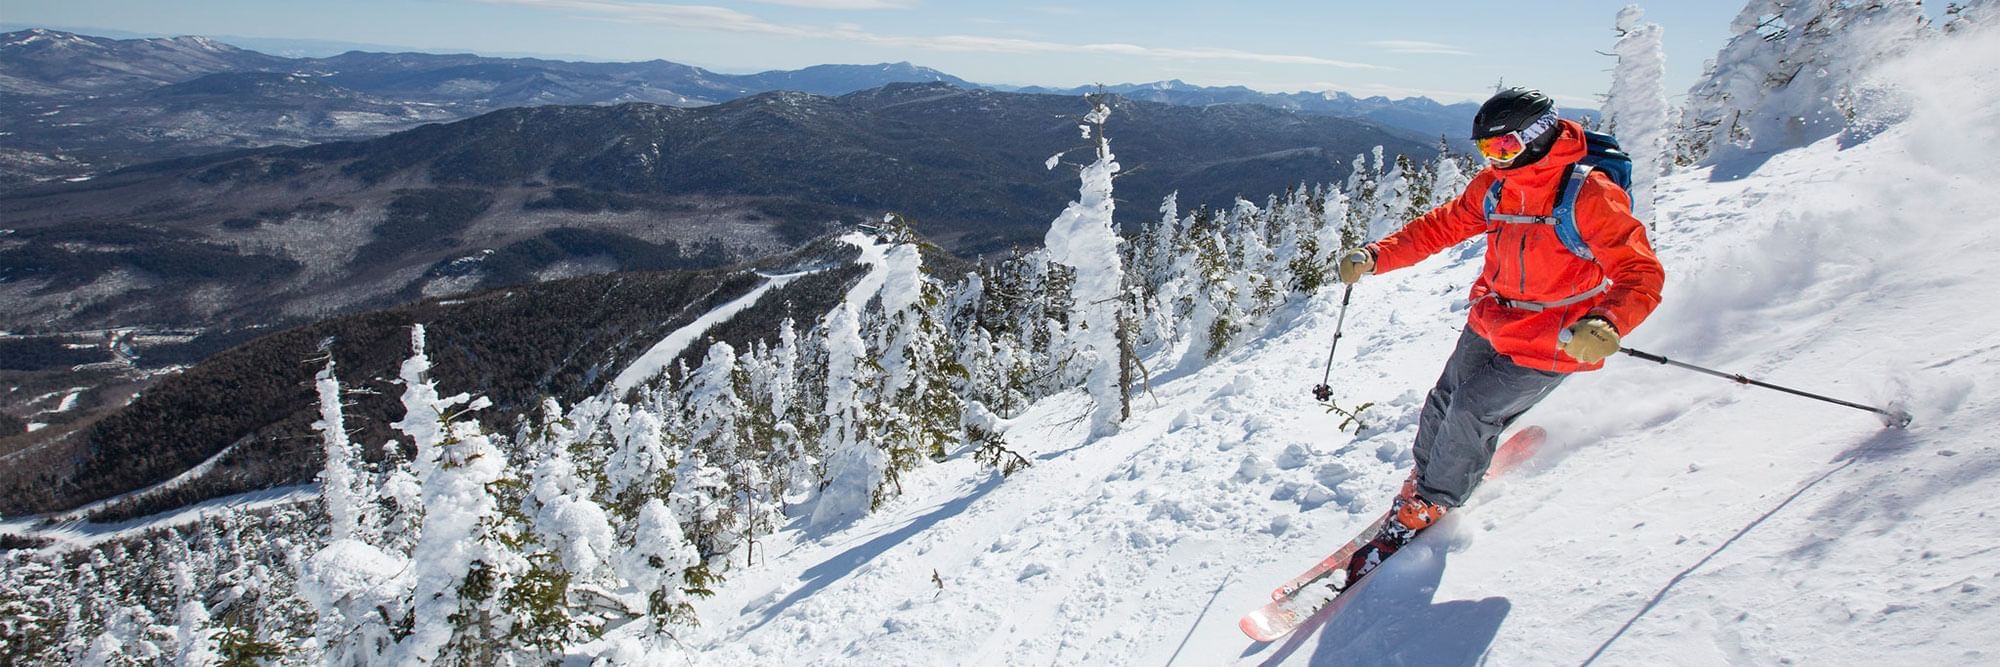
left=0, top=27, right=1499, bottom=185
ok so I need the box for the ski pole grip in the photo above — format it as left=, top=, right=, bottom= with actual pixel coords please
left=1619, top=347, right=1669, bottom=364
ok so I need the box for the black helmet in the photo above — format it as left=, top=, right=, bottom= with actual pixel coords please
left=1472, top=87, right=1561, bottom=168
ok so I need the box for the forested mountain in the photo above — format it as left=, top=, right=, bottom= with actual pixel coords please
left=0, top=28, right=970, bottom=184
left=0, top=83, right=1428, bottom=337
left=0, top=28, right=1478, bottom=186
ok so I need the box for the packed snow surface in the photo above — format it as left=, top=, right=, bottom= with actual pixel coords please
left=683, top=29, right=2000, bottom=665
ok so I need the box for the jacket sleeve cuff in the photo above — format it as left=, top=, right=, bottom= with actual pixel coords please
left=1585, top=308, right=1622, bottom=334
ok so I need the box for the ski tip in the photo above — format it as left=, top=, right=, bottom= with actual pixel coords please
left=1240, top=615, right=1278, bottom=643
left=1239, top=609, right=1295, bottom=643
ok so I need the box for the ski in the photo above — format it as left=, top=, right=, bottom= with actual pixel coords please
left=1242, top=425, right=1547, bottom=642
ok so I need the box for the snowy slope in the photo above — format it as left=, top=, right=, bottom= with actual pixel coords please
left=678, top=28, right=2000, bottom=666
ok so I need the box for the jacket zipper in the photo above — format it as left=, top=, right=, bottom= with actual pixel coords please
left=1517, top=230, right=1529, bottom=294
left=1514, top=186, right=1529, bottom=294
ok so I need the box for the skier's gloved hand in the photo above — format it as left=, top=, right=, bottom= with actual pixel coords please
left=1560, top=316, right=1620, bottom=364
left=1335, top=248, right=1375, bottom=284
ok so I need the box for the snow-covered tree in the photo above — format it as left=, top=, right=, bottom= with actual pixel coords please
left=1606, top=4, right=1672, bottom=223
left=1340, top=151, right=1378, bottom=249
left=312, top=356, right=365, bottom=543
left=1682, top=0, right=1930, bottom=162
left=810, top=288, right=882, bottom=530
left=1177, top=207, right=1240, bottom=368
left=79, top=606, right=162, bottom=666
left=371, top=325, right=523, bottom=665
left=1945, top=0, right=2000, bottom=32
left=616, top=498, right=702, bottom=649
left=1043, top=100, right=1127, bottom=438
left=604, top=404, right=680, bottom=519
left=1423, top=142, right=1472, bottom=212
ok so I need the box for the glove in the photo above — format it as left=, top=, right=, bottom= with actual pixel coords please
left=1560, top=316, right=1621, bottom=364
left=1334, top=248, right=1375, bottom=284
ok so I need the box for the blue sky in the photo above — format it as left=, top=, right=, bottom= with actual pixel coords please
left=8, top=1, right=1819, bottom=106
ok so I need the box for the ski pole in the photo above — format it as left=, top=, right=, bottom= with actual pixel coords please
left=1312, top=284, right=1354, bottom=402
left=1618, top=347, right=1912, bottom=428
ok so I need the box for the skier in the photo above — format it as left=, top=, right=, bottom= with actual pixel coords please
left=1331, top=88, right=1665, bottom=586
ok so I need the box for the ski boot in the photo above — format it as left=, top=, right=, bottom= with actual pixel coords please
left=1340, top=475, right=1449, bottom=590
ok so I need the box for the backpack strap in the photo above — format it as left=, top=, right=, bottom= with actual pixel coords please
left=1550, top=163, right=1597, bottom=262
left=1481, top=166, right=1598, bottom=263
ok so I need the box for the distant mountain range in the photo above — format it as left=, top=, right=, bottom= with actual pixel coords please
left=1, top=81, right=1429, bottom=336
left=0, top=28, right=1518, bottom=186
left=0, top=28, right=973, bottom=184
left=1013, top=80, right=1490, bottom=147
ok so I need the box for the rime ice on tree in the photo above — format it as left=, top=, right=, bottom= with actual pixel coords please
left=1605, top=4, right=1671, bottom=223
left=1044, top=101, right=1126, bottom=438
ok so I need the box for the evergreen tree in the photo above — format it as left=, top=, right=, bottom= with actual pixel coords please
left=312, top=356, right=365, bottom=543
left=1606, top=4, right=1673, bottom=223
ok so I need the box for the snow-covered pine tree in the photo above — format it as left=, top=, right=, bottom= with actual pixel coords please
left=379, top=325, right=524, bottom=666
left=737, top=321, right=806, bottom=508
left=1131, top=193, right=1186, bottom=356
left=1340, top=152, right=1377, bottom=249
left=1945, top=0, right=1999, bottom=32
left=904, top=279, right=968, bottom=460
left=614, top=497, right=702, bottom=654
left=1682, top=0, right=1929, bottom=162
left=1226, top=197, right=1282, bottom=321
left=1365, top=148, right=1411, bottom=242
left=511, top=412, right=614, bottom=655
left=1605, top=4, right=1672, bottom=223
left=682, top=340, right=780, bottom=569
left=312, top=356, right=365, bottom=543
left=0, top=557, right=66, bottom=662
left=810, top=286, right=883, bottom=530
left=1423, top=141, right=1471, bottom=214
left=1395, top=154, right=1430, bottom=223
left=302, top=353, right=408, bottom=664
left=1176, top=207, right=1240, bottom=367
left=1043, top=98, right=1127, bottom=437
left=79, top=605, right=162, bottom=666
left=603, top=404, right=680, bottom=520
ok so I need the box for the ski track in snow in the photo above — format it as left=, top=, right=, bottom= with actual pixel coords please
left=1, top=485, right=317, bottom=550
left=608, top=269, right=813, bottom=396
left=687, top=41, right=2000, bottom=665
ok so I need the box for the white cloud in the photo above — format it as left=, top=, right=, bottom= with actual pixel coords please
left=477, top=0, right=819, bottom=36
left=1270, top=80, right=1494, bottom=104
left=1362, top=40, right=1473, bottom=56
left=742, top=0, right=918, bottom=9
left=477, top=0, right=1382, bottom=69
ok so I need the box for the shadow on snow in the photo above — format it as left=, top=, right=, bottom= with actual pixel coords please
left=741, top=474, right=1006, bottom=634
left=1243, top=540, right=1510, bottom=666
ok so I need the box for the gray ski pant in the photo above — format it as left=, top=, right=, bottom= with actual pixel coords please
left=1412, top=328, right=1568, bottom=507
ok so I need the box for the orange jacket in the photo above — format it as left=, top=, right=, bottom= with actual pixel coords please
left=1368, top=119, right=1665, bottom=373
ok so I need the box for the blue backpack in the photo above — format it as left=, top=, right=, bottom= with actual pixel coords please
left=1481, top=130, right=1634, bottom=262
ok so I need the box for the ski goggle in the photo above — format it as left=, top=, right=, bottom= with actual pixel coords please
left=1476, top=133, right=1529, bottom=162
left=1475, top=110, right=1561, bottom=163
